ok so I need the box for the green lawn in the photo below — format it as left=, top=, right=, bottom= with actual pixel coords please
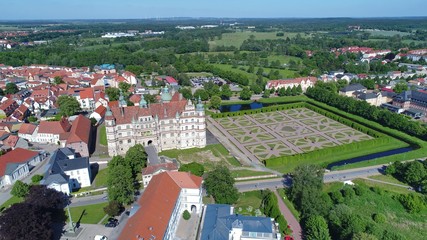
left=93, top=168, right=108, bottom=188
left=321, top=181, right=427, bottom=239
left=368, top=174, right=409, bottom=186
left=234, top=190, right=263, bottom=216
left=363, top=30, right=411, bottom=37
left=231, top=169, right=272, bottom=178
left=99, top=125, right=107, bottom=146
left=0, top=196, right=23, bottom=211
left=353, top=179, right=414, bottom=195
left=266, top=55, right=302, bottom=64
left=160, top=143, right=241, bottom=169
left=68, top=202, right=108, bottom=224
left=209, top=31, right=306, bottom=50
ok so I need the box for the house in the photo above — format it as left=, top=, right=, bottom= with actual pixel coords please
left=64, top=115, right=92, bottom=157
left=0, top=148, right=43, bottom=188
left=265, top=77, right=318, bottom=92
left=339, top=83, right=367, bottom=97
left=355, top=92, right=383, bottom=106
left=11, top=104, right=30, bottom=122
left=18, top=123, right=38, bottom=142
left=142, top=162, right=179, bottom=188
left=393, top=90, right=427, bottom=114
left=36, top=118, right=71, bottom=144
left=89, top=105, right=106, bottom=124
left=122, top=71, right=137, bottom=85
left=0, top=134, right=29, bottom=150
left=0, top=99, right=19, bottom=117
left=200, top=204, right=281, bottom=240
left=78, top=88, right=96, bottom=111
left=42, top=148, right=91, bottom=195
left=403, top=108, right=425, bottom=119
left=119, top=171, right=203, bottom=240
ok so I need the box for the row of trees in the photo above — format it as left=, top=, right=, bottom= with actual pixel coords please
left=305, top=83, right=427, bottom=140
left=0, top=185, right=67, bottom=240
left=261, top=190, right=290, bottom=235
left=386, top=160, right=427, bottom=194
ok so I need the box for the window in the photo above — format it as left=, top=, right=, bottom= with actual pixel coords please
left=76, top=170, right=79, bottom=174
left=128, top=139, right=131, bottom=143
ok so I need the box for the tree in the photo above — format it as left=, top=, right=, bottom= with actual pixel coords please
left=27, top=116, right=37, bottom=123
left=291, top=86, right=298, bottom=96
left=5, top=83, right=19, bottom=94
left=394, top=82, right=408, bottom=94
left=179, top=87, right=193, bottom=100
left=285, top=86, right=292, bottom=96
left=11, top=180, right=30, bottom=198
left=204, top=166, right=239, bottom=204
left=262, top=89, right=270, bottom=98
left=250, top=84, right=262, bottom=94
left=106, top=87, right=121, bottom=101
left=194, top=89, right=209, bottom=101
left=179, top=162, right=205, bottom=177
left=239, top=87, right=252, bottom=100
left=31, top=174, right=43, bottom=184
left=143, top=94, right=157, bottom=103
left=210, top=95, right=222, bottom=110
left=0, top=87, right=4, bottom=96
left=278, top=87, right=286, bottom=96
left=403, top=161, right=426, bottom=185
left=183, top=210, right=191, bottom=220
left=220, top=84, right=232, bottom=100
left=53, top=76, right=64, bottom=85
left=104, top=201, right=122, bottom=216
left=398, top=193, right=425, bottom=213
left=119, top=82, right=131, bottom=94
left=124, top=144, right=147, bottom=177
left=57, top=95, right=81, bottom=117
left=304, top=215, right=332, bottom=240
left=107, top=156, right=135, bottom=205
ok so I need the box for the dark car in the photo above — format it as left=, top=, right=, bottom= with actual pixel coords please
left=105, top=218, right=119, bottom=228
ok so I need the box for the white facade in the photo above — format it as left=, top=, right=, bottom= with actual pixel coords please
left=47, top=182, right=71, bottom=195
left=35, top=132, right=60, bottom=144
left=18, top=128, right=38, bottom=142
left=0, top=163, right=29, bottom=187
left=64, top=168, right=91, bottom=189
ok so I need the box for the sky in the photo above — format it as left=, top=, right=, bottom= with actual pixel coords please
left=2, top=0, right=427, bottom=20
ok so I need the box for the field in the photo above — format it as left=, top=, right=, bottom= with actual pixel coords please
left=323, top=181, right=427, bottom=239
left=0, top=196, right=23, bottom=211
left=209, top=31, right=306, bottom=50
left=160, top=143, right=241, bottom=170
left=363, top=29, right=411, bottom=37
left=234, top=190, right=263, bottom=216
left=68, top=202, right=108, bottom=224
left=214, top=108, right=373, bottom=161
left=99, top=125, right=107, bottom=146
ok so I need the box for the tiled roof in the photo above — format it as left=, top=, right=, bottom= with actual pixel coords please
left=142, top=162, right=178, bottom=175
left=0, top=148, right=39, bottom=176
left=118, top=172, right=202, bottom=240
left=79, top=88, right=94, bottom=99
left=18, top=123, right=37, bottom=135
left=66, top=115, right=91, bottom=144
left=94, top=105, right=106, bottom=116
left=38, top=118, right=71, bottom=134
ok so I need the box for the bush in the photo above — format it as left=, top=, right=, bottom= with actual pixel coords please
left=31, top=175, right=43, bottom=184
left=183, top=210, right=191, bottom=220
left=354, top=184, right=367, bottom=196
left=341, top=186, right=356, bottom=200
left=372, top=213, right=387, bottom=224
left=330, top=190, right=344, bottom=204
left=397, top=193, right=425, bottom=213
left=11, top=180, right=30, bottom=198
left=103, top=201, right=122, bottom=216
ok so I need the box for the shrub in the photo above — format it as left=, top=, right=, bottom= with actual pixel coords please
left=31, top=175, right=43, bottom=184
left=183, top=210, right=191, bottom=220
left=398, top=193, right=425, bottom=213
left=372, top=213, right=387, bottom=224
left=341, top=186, right=356, bottom=200
left=354, top=184, right=367, bottom=196
left=330, top=190, right=344, bottom=204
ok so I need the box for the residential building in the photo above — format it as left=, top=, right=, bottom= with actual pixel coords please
left=0, top=148, right=43, bottom=188
left=42, top=148, right=91, bottom=195
left=142, top=162, right=179, bottom=188
left=105, top=88, right=206, bottom=156
left=36, top=118, right=71, bottom=144
left=18, top=123, right=38, bottom=142
left=355, top=92, right=384, bottom=106
left=265, top=77, right=318, bottom=92
left=0, top=99, right=19, bottom=117
left=200, top=204, right=281, bottom=240
left=89, top=105, right=106, bottom=124
left=64, top=115, right=92, bottom=157
left=339, top=83, right=367, bottom=97
left=119, top=171, right=203, bottom=240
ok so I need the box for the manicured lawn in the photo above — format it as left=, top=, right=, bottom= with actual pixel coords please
left=368, top=174, right=409, bottom=186
left=277, top=188, right=300, bottom=221
left=231, top=169, right=272, bottom=178
left=99, top=125, right=107, bottom=146
left=234, top=190, right=263, bottom=216
left=93, top=168, right=108, bottom=188
left=68, top=202, right=108, bottom=224
left=160, top=143, right=241, bottom=169
left=0, top=196, right=23, bottom=211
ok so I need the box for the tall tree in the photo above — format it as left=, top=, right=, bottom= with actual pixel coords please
left=10, top=180, right=30, bottom=198
left=107, top=156, right=135, bottom=205
left=53, top=76, right=64, bottom=85
left=220, top=84, right=232, bottom=100
left=106, top=87, right=121, bottom=101
left=239, top=87, right=252, bottom=100
left=57, top=95, right=81, bottom=117
left=124, top=144, right=147, bottom=177
left=210, top=95, right=222, bottom=110
left=5, top=83, right=18, bottom=94
left=304, top=215, right=332, bottom=240
left=204, top=166, right=239, bottom=204
left=179, top=87, right=193, bottom=100
left=119, top=82, right=131, bottom=94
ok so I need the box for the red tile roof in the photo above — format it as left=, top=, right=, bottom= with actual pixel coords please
left=66, top=115, right=91, bottom=144
left=18, top=123, right=37, bottom=135
left=38, top=118, right=71, bottom=134
left=0, top=148, right=39, bottom=176
left=142, top=162, right=178, bottom=175
left=79, top=88, right=94, bottom=99
left=4, top=135, right=19, bottom=148
left=94, top=105, right=106, bottom=117
left=119, top=172, right=202, bottom=240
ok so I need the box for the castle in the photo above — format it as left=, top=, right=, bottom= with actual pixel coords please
left=105, top=88, right=206, bottom=156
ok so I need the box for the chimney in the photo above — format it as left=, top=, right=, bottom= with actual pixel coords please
left=121, top=106, right=125, bottom=117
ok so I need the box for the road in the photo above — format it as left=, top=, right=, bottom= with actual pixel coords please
left=69, top=194, right=108, bottom=207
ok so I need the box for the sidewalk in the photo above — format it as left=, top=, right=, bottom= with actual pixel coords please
left=274, top=190, right=302, bottom=240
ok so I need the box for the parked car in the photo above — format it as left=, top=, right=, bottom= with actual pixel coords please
left=105, top=221, right=118, bottom=228
left=94, top=235, right=108, bottom=240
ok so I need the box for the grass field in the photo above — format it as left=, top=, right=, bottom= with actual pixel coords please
left=99, top=125, right=107, bottom=146
left=93, top=168, right=108, bottom=188
left=234, top=190, right=263, bottom=216
left=185, top=72, right=213, bottom=77
left=0, top=196, right=23, bottom=211
left=209, top=31, right=305, bottom=50
left=68, top=202, right=108, bottom=224
left=231, top=169, right=272, bottom=178
left=160, top=143, right=241, bottom=169
left=353, top=179, right=413, bottom=195
left=363, top=29, right=411, bottom=37
left=368, top=174, right=409, bottom=186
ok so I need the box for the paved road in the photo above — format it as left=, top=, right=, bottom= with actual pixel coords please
left=361, top=177, right=411, bottom=189
left=69, top=194, right=108, bottom=207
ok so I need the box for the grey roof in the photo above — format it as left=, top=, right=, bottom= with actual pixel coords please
left=145, top=145, right=160, bottom=165
left=340, top=83, right=366, bottom=92
left=201, top=204, right=274, bottom=240
left=357, top=92, right=379, bottom=100
left=394, top=90, right=427, bottom=107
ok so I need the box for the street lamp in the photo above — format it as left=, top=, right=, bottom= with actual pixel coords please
left=66, top=198, right=75, bottom=233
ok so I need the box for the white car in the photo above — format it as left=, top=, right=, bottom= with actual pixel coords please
left=94, top=235, right=108, bottom=240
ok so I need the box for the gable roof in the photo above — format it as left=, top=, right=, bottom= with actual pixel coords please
left=38, top=118, right=71, bottom=134
left=0, top=148, right=39, bottom=176
left=118, top=171, right=202, bottom=240
left=66, top=115, right=91, bottom=144
left=142, top=162, right=179, bottom=176
left=18, top=123, right=37, bottom=135
left=340, top=83, right=366, bottom=92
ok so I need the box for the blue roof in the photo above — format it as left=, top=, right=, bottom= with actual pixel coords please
left=201, top=204, right=274, bottom=240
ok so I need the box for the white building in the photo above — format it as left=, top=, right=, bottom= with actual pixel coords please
left=105, top=88, right=206, bottom=156
left=119, top=171, right=203, bottom=240
left=265, top=77, right=318, bottom=92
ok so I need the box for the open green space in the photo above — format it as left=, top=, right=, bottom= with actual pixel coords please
left=99, top=125, right=107, bottom=146
left=160, top=143, right=241, bottom=169
left=0, top=196, right=23, bottom=211
left=322, top=181, right=426, bottom=239
left=67, top=202, right=108, bottom=224
left=353, top=179, right=414, bottom=195
left=234, top=190, right=263, bottom=216
left=231, top=169, right=273, bottom=178
left=209, top=31, right=305, bottom=50
left=368, top=174, right=410, bottom=186
left=93, top=168, right=108, bottom=188
left=364, top=29, right=411, bottom=37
